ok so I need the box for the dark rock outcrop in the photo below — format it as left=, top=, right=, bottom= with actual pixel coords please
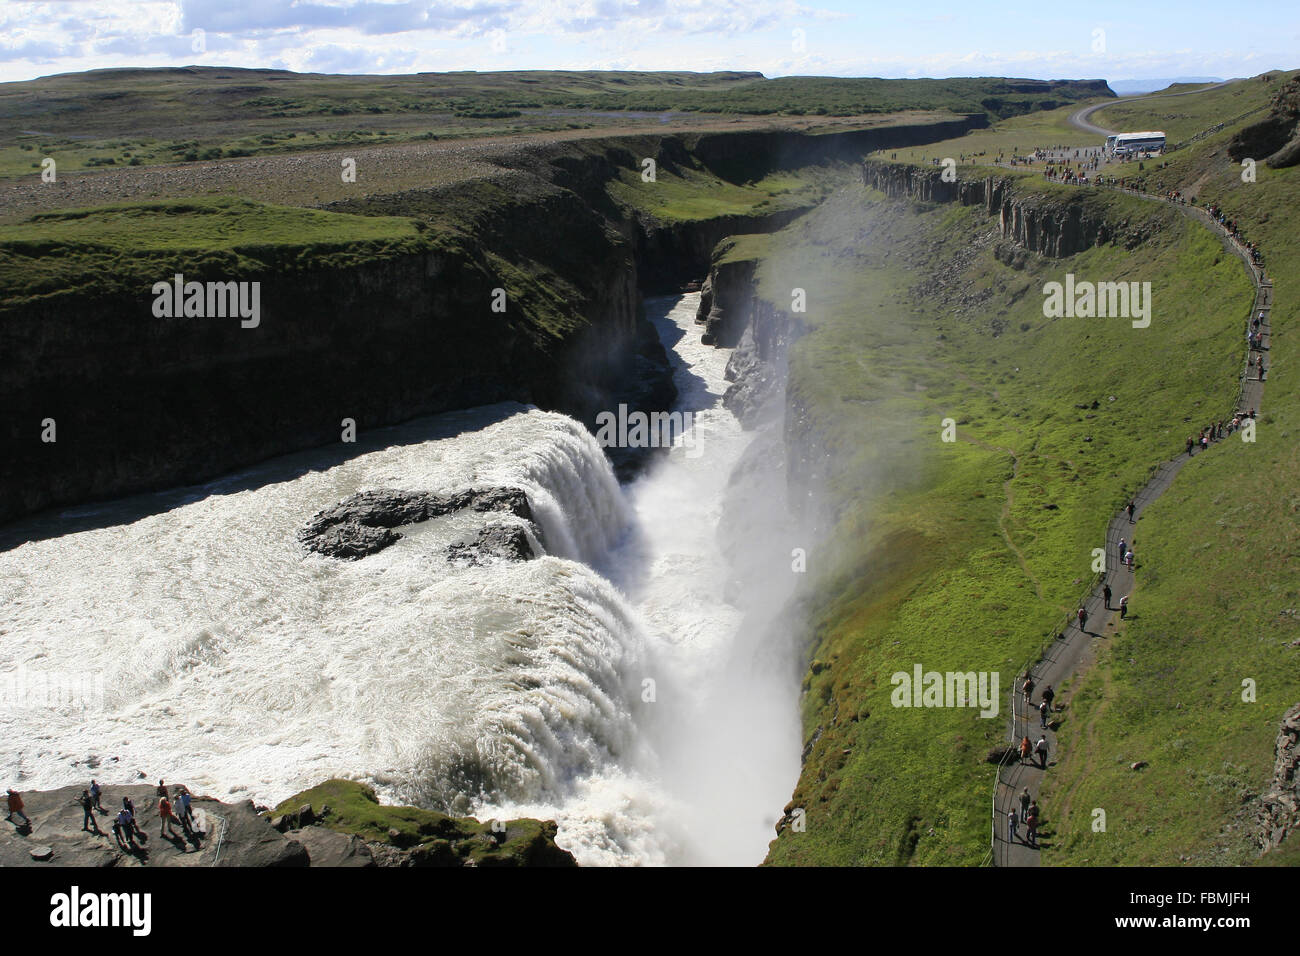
left=860, top=160, right=1162, bottom=257
left=447, top=523, right=535, bottom=564
left=285, top=826, right=375, bottom=867
left=695, top=246, right=757, bottom=347
left=0, top=784, right=308, bottom=867
left=1250, top=703, right=1300, bottom=855
left=1229, top=76, right=1300, bottom=169
left=299, top=486, right=534, bottom=559
left=272, top=779, right=577, bottom=867
left=694, top=243, right=805, bottom=430
left=305, top=522, right=403, bottom=561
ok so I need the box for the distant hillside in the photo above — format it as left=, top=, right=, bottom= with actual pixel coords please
left=1110, top=77, right=1224, bottom=95
left=0, top=67, right=1110, bottom=180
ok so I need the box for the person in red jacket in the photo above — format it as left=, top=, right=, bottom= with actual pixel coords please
left=6, top=788, right=30, bottom=827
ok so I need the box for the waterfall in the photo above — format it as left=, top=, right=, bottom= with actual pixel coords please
left=0, top=404, right=650, bottom=834
left=0, top=293, right=801, bottom=867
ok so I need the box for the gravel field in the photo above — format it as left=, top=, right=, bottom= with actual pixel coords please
left=0, top=111, right=953, bottom=223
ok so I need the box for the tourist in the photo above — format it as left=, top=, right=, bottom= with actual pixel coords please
left=1022, top=676, right=1035, bottom=706
left=90, top=779, right=104, bottom=812
left=156, top=779, right=168, bottom=800
left=1119, top=595, right=1129, bottom=620
left=158, top=794, right=178, bottom=838
left=1127, top=500, right=1136, bottom=523
left=1039, top=699, right=1050, bottom=729
left=80, top=790, right=100, bottom=834
left=1035, top=736, right=1049, bottom=768
left=113, top=807, right=137, bottom=850
left=1020, top=787, right=1032, bottom=822
left=176, top=786, right=195, bottom=831
left=1019, top=735, right=1033, bottom=764
left=1104, top=583, right=1112, bottom=609
left=1026, top=812, right=1039, bottom=846
left=1042, top=685, right=1055, bottom=709
left=123, top=796, right=147, bottom=844
left=1008, top=809, right=1020, bottom=844
left=1077, top=605, right=1088, bottom=632
left=5, top=788, right=30, bottom=827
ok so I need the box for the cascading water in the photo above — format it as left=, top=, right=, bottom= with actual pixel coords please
left=0, top=293, right=800, bottom=866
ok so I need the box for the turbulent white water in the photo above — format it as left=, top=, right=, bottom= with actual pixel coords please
left=0, top=293, right=799, bottom=865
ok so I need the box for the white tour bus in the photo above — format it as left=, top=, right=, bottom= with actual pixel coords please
left=1110, top=131, right=1166, bottom=156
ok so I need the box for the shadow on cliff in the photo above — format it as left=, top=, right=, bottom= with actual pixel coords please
left=0, top=402, right=530, bottom=553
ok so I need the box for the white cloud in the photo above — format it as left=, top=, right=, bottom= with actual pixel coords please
left=0, top=1, right=1290, bottom=83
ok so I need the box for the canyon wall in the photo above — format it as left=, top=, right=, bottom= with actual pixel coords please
left=860, top=160, right=1160, bottom=256
left=0, top=120, right=989, bottom=527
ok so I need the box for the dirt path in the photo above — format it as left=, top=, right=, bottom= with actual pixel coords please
left=989, top=183, right=1272, bottom=867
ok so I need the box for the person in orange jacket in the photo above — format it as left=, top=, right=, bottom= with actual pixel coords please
left=6, top=788, right=30, bottom=827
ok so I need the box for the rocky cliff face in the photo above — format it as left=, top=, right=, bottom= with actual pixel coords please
left=1229, top=76, right=1300, bottom=169
left=0, top=780, right=575, bottom=867
left=691, top=238, right=824, bottom=536
left=694, top=244, right=757, bottom=347
left=860, top=160, right=1158, bottom=257
left=1244, top=703, right=1300, bottom=857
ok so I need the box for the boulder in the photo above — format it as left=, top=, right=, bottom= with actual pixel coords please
left=287, top=826, right=374, bottom=867
left=447, top=523, right=535, bottom=564
left=300, top=487, right=535, bottom=560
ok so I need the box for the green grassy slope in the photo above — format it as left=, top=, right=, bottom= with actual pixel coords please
left=0, top=197, right=434, bottom=306
left=757, top=174, right=1258, bottom=865
left=1090, top=74, right=1293, bottom=143
left=1035, top=81, right=1300, bottom=867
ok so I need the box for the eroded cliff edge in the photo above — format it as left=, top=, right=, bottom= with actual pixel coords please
left=0, top=120, right=986, bottom=526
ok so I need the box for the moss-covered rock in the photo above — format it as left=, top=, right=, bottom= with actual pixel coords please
left=272, top=779, right=576, bottom=867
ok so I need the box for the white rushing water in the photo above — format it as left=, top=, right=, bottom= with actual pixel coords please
left=0, top=293, right=799, bottom=865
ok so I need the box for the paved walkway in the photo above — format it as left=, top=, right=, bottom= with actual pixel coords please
left=989, top=182, right=1272, bottom=866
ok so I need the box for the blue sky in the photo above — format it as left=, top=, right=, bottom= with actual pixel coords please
left=0, top=0, right=1294, bottom=84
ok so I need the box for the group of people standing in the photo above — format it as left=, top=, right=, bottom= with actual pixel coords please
left=6, top=777, right=197, bottom=854
left=96, top=779, right=197, bottom=851
left=1188, top=408, right=1257, bottom=456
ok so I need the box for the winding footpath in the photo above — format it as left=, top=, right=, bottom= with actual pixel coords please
left=990, top=177, right=1272, bottom=867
